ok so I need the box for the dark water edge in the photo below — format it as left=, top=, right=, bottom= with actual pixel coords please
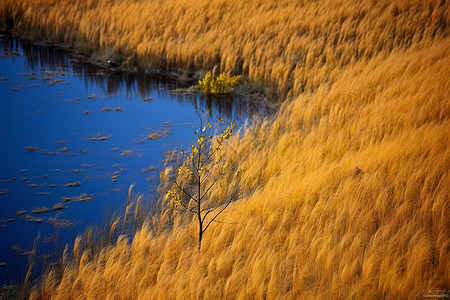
left=0, top=31, right=273, bottom=119
left=0, top=32, right=272, bottom=289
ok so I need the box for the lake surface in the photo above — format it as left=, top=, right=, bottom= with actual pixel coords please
left=0, top=34, right=267, bottom=285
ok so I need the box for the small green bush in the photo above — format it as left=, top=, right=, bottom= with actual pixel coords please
left=199, top=72, right=241, bottom=95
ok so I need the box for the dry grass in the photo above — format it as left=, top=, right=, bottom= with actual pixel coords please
left=1, top=0, right=449, bottom=299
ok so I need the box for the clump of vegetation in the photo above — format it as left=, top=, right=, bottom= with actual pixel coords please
left=198, top=71, right=241, bottom=95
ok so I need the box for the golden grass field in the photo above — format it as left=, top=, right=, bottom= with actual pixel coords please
left=1, top=0, right=449, bottom=298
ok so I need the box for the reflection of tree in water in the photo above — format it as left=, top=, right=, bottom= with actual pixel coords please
left=0, top=36, right=271, bottom=120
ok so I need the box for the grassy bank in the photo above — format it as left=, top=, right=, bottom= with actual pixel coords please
left=1, top=0, right=449, bottom=298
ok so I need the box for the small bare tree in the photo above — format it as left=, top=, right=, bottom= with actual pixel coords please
left=161, top=112, right=243, bottom=250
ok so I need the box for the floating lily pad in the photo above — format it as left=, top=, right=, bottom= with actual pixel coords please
left=44, top=71, right=66, bottom=76
left=0, top=218, right=14, bottom=223
left=46, top=218, right=74, bottom=227
left=147, top=133, right=162, bottom=140
left=11, top=84, right=40, bottom=91
left=86, top=133, right=111, bottom=141
left=121, top=150, right=132, bottom=156
left=25, top=146, right=39, bottom=152
left=78, top=194, right=93, bottom=201
left=52, top=204, right=68, bottom=210
left=141, top=166, right=156, bottom=173
left=48, top=79, right=65, bottom=86
left=161, top=121, right=173, bottom=126
left=32, top=207, right=50, bottom=214
left=30, top=183, right=46, bottom=187
left=67, top=98, right=81, bottom=102
left=61, top=193, right=93, bottom=202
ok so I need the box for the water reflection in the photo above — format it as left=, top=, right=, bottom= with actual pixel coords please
left=0, top=35, right=270, bottom=120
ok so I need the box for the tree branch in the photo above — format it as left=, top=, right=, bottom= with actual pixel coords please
left=174, top=206, right=197, bottom=215
left=202, top=183, right=242, bottom=232
left=200, top=171, right=224, bottom=201
left=164, top=174, right=198, bottom=204
left=202, top=142, right=222, bottom=165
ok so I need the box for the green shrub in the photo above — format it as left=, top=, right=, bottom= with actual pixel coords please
left=198, top=72, right=241, bottom=95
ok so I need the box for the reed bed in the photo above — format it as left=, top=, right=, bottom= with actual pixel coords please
left=1, top=0, right=449, bottom=298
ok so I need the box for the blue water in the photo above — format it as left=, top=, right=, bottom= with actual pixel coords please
left=0, top=35, right=265, bottom=285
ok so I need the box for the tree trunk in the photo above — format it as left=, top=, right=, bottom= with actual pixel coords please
left=198, top=218, right=203, bottom=250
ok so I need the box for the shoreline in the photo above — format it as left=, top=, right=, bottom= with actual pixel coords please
left=1, top=26, right=278, bottom=110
